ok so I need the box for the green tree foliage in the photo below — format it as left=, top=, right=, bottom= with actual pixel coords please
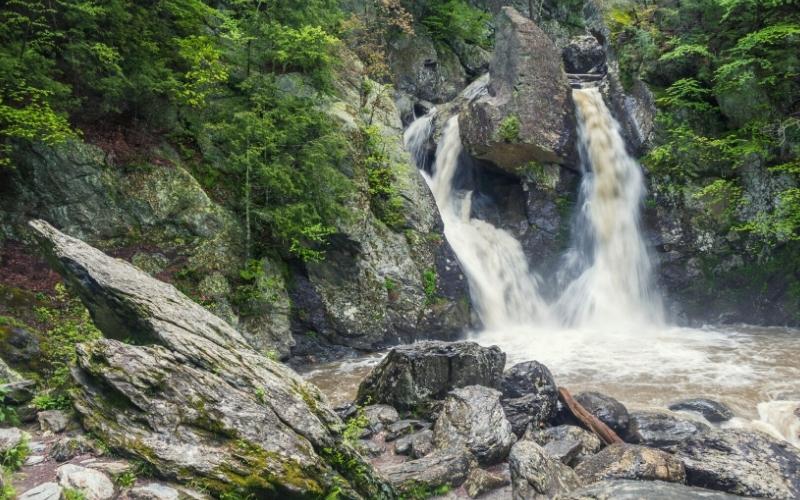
left=607, top=0, right=800, bottom=244
left=419, top=0, right=492, bottom=48
left=0, top=0, right=364, bottom=264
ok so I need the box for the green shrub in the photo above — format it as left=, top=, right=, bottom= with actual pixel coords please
left=422, top=269, right=438, bottom=304
left=1, top=436, right=29, bottom=471
left=497, top=115, right=521, bottom=143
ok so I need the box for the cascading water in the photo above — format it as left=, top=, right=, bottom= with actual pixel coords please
left=556, top=87, right=663, bottom=326
left=404, top=86, right=660, bottom=329
left=411, top=116, right=550, bottom=328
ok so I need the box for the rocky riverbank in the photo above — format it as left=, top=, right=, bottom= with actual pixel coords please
left=2, top=221, right=798, bottom=499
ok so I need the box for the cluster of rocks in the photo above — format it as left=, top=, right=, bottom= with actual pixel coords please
left=339, top=340, right=800, bottom=499
left=1, top=410, right=199, bottom=499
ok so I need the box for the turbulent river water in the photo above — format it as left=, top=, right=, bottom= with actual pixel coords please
left=304, top=86, right=800, bottom=447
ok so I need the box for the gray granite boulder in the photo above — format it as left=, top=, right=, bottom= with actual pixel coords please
left=29, top=220, right=392, bottom=499
left=460, top=7, right=573, bottom=172
left=356, top=341, right=505, bottom=413
left=433, top=385, right=515, bottom=465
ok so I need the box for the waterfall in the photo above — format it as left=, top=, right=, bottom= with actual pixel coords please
left=404, top=87, right=660, bottom=329
left=556, top=87, right=663, bottom=326
left=411, top=116, right=550, bottom=328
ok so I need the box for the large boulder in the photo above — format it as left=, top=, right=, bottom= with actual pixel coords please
left=433, top=385, right=515, bottom=465
left=574, top=444, right=686, bottom=484
left=509, top=440, right=581, bottom=499
left=574, top=392, right=630, bottom=437
left=29, top=220, right=392, bottom=499
left=356, top=341, right=505, bottom=412
left=560, top=479, right=747, bottom=499
left=673, top=429, right=800, bottom=499
left=460, top=7, right=574, bottom=172
left=500, top=361, right=559, bottom=435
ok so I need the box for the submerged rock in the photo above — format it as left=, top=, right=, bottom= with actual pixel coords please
left=560, top=479, right=746, bottom=499
left=433, top=385, right=515, bottom=465
left=509, top=440, right=581, bottom=499
left=574, top=444, right=686, bottom=484
left=574, top=392, right=630, bottom=437
left=501, top=361, right=559, bottom=435
left=29, top=220, right=391, bottom=499
left=668, top=399, right=734, bottom=423
left=628, top=410, right=710, bottom=451
left=674, top=428, right=800, bottom=499
left=356, top=341, right=505, bottom=413
left=460, top=7, right=574, bottom=172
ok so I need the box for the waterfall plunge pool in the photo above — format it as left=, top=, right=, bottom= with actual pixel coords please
left=300, top=324, right=800, bottom=446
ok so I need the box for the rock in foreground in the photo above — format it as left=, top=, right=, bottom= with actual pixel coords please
left=675, top=428, right=800, bottom=499
left=509, top=440, right=581, bottom=499
left=560, top=479, right=746, bottom=499
left=433, top=385, right=515, bottom=465
left=29, top=220, right=391, bottom=499
left=574, top=444, right=686, bottom=484
left=501, top=361, right=559, bottom=436
left=356, top=340, right=505, bottom=413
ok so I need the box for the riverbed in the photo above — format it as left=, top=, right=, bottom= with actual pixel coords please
left=301, top=324, right=800, bottom=446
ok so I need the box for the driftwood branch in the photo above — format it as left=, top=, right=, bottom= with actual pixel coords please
left=558, top=387, right=624, bottom=446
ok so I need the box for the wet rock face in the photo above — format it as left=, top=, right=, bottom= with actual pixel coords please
left=501, top=361, right=559, bottom=435
left=433, top=385, right=515, bottom=465
left=562, top=479, right=746, bottom=499
left=356, top=341, right=505, bottom=412
left=574, top=444, right=686, bottom=484
left=627, top=410, right=710, bottom=452
left=563, top=35, right=606, bottom=74
left=668, top=398, right=734, bottom=423
left=525, top=424, right=602, bottom=465
left=674, top=429, right=800, bottom=499
left=574, top=392, right=630, bottom=437
left=460, top=7, right=574, bottom=172
left=29, top=220, right=391, bottom=499
left=509, top=440, right=581, bottom=499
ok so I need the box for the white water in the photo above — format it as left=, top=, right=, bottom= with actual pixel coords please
left=417, top=116, right=551, bottom=328
left=399, top=85, right=800, bottom=445
left=556, top=88, right=663, bottom=326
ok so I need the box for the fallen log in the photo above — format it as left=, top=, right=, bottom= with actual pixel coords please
left=558, top=387, right=624, bottom=446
